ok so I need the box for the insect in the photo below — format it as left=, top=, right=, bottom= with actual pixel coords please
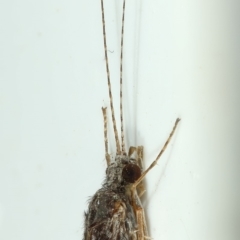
left=83, top=0, right=180, bottom=239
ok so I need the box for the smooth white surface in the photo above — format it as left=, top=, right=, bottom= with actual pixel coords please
left=0, top=0, right=240, bottom=240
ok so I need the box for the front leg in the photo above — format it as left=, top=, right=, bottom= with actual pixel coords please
left=136, top=146, right=146, bottom=198
left=131, top=186, right=149, bottom=240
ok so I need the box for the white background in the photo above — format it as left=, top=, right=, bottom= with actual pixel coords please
left=0, top=0, right=240, bottom=239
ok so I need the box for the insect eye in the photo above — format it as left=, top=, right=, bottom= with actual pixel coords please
left=122, top=164, right=141, bottom=183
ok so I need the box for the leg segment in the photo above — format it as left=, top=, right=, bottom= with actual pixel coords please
left=131, top=186, right=149, bottom=240
left=136, top=146, right=146, bottom=198
left=132, top=118, right=180, bottom=189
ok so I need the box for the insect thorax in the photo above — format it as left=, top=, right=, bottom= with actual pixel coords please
left=103, top=155, right=141, bottom=191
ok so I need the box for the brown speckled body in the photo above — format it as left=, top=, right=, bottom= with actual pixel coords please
left=83, top=155, right=142, bottom=240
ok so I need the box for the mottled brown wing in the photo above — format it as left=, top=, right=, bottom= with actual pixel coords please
left=84, top=189, right=137, bottom=240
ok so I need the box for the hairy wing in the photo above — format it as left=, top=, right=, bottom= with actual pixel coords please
left=84, top=189, right=137, bottom=240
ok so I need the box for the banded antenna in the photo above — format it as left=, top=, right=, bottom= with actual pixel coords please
left=100, top=0, right=127, bottom=156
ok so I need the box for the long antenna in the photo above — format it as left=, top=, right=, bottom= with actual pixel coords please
left=102, top=107, right=110, bottom=165
left=120, top=0, right=126, bottom=155
left=100, top=0, right=121, bottom=154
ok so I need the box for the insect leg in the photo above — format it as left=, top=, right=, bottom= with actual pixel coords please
left=136, top=207, right=151, bottom=239
left=131, top=187, right=149, bottom=240
left=128, top=146, right=146, bottom=197
left=136, top=146, right=146, bottom=198
left=132, top=118, right=181, bottom=194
